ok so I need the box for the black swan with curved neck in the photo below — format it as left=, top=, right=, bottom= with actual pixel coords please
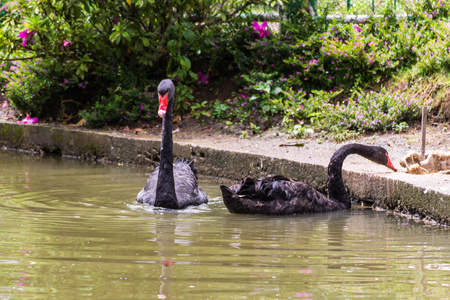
left=220, top=144, right=397, bottom=215
left=137, top=79, right=208, bottom=209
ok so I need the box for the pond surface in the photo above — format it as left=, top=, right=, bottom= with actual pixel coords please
left=0, top=150, right=449, bottom=299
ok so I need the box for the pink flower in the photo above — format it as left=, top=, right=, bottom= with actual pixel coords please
left=294, top=293, right=313, bottom=297
left=18, top=29, right=36, bottom=47
left=0, top=3, right=9, bottom=12
left=63, top=40, right=71, bottom=47
left=17, top=114, right=38, bottom=124
left=197, top=72, right=209, bottom=84
left=252, top=21, right=269, bottom=39
left=239, top=93, right=248, bottom=99
left=18, top=30, right=29, bottom=39
left=354, top=25, right=362, bottom=32
left=2, top=100, right=8, bottom=108
left=113, top=17, right=119, bottom=25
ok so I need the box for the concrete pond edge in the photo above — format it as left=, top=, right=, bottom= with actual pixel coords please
left=1, top=122, right=449, bottom=226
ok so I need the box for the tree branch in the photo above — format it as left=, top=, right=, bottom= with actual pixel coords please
left=0, top=56, right=38, bottom=61
left=192, top=0, right=265, bottom=31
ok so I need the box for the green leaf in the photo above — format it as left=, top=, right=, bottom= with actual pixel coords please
left=141, top=37, right=150, bottom=47
left=109, top=32, right=121, bottom=44
left=182, top=29, right=195, bottom=43
left=82, top=54, right=93, bottom=62
left=273, top=87, right=282, bottom=94
left=179, top=56, right=191, bottom=71
left=122, top=31, right=131, bottom=41
left=167, top=40, right=177, bottom=55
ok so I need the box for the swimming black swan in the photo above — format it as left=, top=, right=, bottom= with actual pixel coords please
left=220, top=144, right=397, bottom=215
left=137, top=79, right=208, bottom=209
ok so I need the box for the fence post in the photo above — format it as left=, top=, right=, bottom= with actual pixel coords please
left=421, top=106, right=427, bottom=160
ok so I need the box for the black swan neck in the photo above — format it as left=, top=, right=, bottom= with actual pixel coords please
left=155, top=100, right=178, bottom=208
left=327, top=144, right=374, bottom=208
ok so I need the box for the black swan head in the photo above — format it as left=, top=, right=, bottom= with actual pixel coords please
left=363, top=146, right=397, bottom=172
left=157, top=79, right=175, bottom=118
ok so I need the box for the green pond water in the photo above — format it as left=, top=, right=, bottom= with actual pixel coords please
left=0, top=150, right=449, bottom=299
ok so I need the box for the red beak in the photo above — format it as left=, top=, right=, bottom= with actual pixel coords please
left=158, top=92, right=169, bottom=118
left=386, top=154, right=397, bottom=172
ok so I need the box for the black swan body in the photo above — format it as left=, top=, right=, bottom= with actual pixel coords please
left=137, top=79, right=208, bottom=209
left=220, top=144, right=397, bottom=215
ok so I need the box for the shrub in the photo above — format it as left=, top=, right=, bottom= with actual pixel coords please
left=282, top=88, right=422, bottom=137
left=80, top=86, right=159, bottom=128
left=0, top=0, right=282, bottom=120
left=227, top=72, right=288, bottom=122
left=1, top=58, right=88, bottom=119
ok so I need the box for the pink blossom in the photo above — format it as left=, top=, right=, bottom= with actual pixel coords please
left=63, top=40, right=71, bottom=47
left=294, top=293, right=313, bottom=297
left=2, top=101, right=8, bottom=108
left=197, top=72, right=209, bottom=84
left=17, top=114, right=38, bottom=124
left=252, top=21, right=269, bottom=39
left=354, top=25, right=362, bottom=32
left=0, top=3, right=9, bottom=12
left=18, top=30, right=29, bottom=39
left=113, top=17, right=119, bottom=25
left=239, top=93, right=248, bottom=99
left=18, top=29, right=36, bottom=47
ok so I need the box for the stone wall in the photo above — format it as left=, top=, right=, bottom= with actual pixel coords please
left=1, top=122, right=449, bottom=225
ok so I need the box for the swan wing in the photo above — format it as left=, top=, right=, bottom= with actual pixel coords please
left=136, top=160, right=208, bottom=207
left=221, top=175, right=345, bottom=214
left=173, top=160, right=208, bottom=208
left=136, top=168, right=159, bottom=205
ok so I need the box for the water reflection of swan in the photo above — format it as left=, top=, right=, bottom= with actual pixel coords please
left=155, top=213, right=176, bottom=298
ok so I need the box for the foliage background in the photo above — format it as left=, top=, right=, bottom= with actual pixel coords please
left=1, top=0, right=449, bottom=139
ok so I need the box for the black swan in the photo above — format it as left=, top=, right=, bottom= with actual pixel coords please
left=220, top=143, right=397, bottom=215
left=137, top=79, right=208, bottom=209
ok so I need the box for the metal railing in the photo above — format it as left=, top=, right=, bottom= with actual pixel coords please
left=311, top=0, right=407, bottom=16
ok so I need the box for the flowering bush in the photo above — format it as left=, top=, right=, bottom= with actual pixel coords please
left=2, top=0, right=450, bottom=134
left=0, top=0, right=282, bottom=124
left=220, top=0, right=450, bottom=137
left=80, top=86, right=159, bottom=128
left=282, top=88, right=422, bottom=138
left=1, top=58, right=80, bottom=118
left=228, top=72, right=288, bottom=121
